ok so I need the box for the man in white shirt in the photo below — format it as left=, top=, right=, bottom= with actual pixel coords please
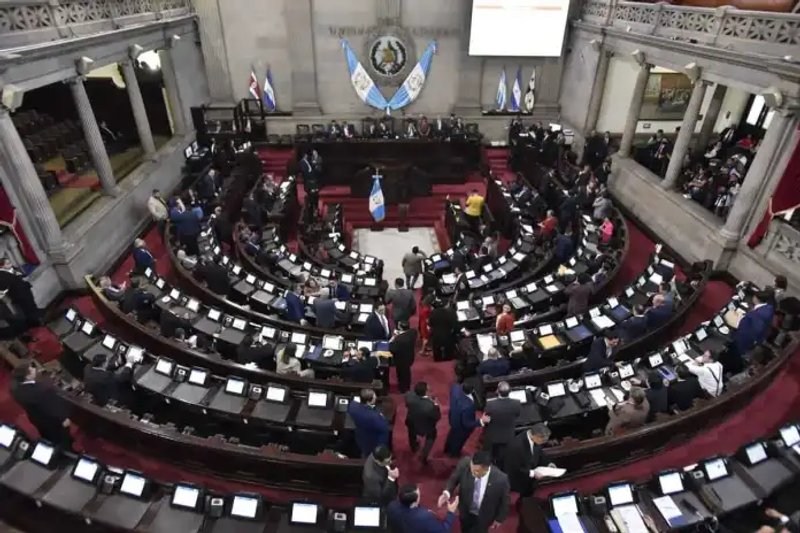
left=147, top=189, right=168, bottom=235
left=686, top=350, right=724, bottom=397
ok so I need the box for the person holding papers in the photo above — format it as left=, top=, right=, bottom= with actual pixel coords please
left=348, top=389, right=390, bottom=458
left=439, top=451, right=510, bottom=533
left=504, top=424, right=559, bottom=497
left=605, top=387, right=650, bottom=435
left=583, top=330, right=620, bottom=372
left=686, top=350, right=724, bottom=397
left=388, top=483, right=458, bottom=533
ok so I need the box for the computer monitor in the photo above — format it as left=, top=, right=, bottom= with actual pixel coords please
left=308, top=391, right=328, bottom=408
left=648, top=354, right=664, bottom=368
left=352, top=505, right=382, bottom=528
left=30, top=441, right=55, bottom=467
left=584, top=373, right=602, bottom=390
left=65, top=308, right=78, bottom=322
left=657, top=471, right=683, bottom=495
left=154, top=358, right=175, bottom=376
left=565, top=317, right=579, bottom=329
left=323, top=336, right=343, bottom=351
left=618, top=364, right=634, bottom=379
left=607, top=482, right=634, bottom=507
left=290, top=502, right=320, bottom=525
left=745, top=442, right=768, bottom=466
left=547, top=382, right=566, bottom=398
left=188, top=368, right=208, bottom=386
left=207, top=309, right=222, bottom=321
left=225, top=377, right=246, bottom=396
left=780, top=424, right=800, bottom=447
left=81, top=320, right=95, bottom=336
left=266, top=386, right=287, bottom=403
left=703, top=458, right=729, bottom=481
left=508, top=389, right=527, bottom=403
left=102, top=334, right=116, bottom=350
left=71, top=456, right=101, bottom=483
left=230, top=494, right=260, bottom=520
left=171, top=484, right=201, bottom=510
left=0, top=425, right=16, bottom=449
left=550, top=492, right=579, bottom=517
left=291, top=332, right=308, bottom=345
left=184, top=146, right=193, bottom=158
left=509, top=330, right=526, bottom=343
left=119, top=471, right=147, bottom=498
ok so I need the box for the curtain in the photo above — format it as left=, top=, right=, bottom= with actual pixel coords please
left=0, top=187, right=39, bottom=265
left=747, top=136, right=800, bottom=247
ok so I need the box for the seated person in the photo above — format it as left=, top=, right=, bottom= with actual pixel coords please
left=510, top=340, right=544, bottom=371
left=98, top=276, right=125, bottom=302
left=642, top=370, right=668, bottom=421
left=313, top=295, right=337, bottom=329
left=276, top=343, right=314, bottom=378
left=176, top=249, right=198, bottom=270
left=686, top=350, right=724, bottom=397
left=405, top=119, right=417, bottom=138
left=478, top=348, right=510, bottom=378
left=120, top=278, right=155, bottom=318
left=667, top=364, right=704, bottom=411
left=83, top=352, right=135, bottom=407
left=173, top=327, right=198, bottom=349
left=160, top=308, right=192, bottom=338
left=237, top=334, right=275, bottom=369
left=342, top=347, right=379, bottom=383
left=605, top=387, right=649, bottom=435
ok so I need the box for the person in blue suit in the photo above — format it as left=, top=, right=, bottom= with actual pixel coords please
left=284, top=285, right=305, bottom=323
left=443, top=382, right=487, bottom=457
left=583, top=330, right=620, bottom=372
left=169, top=199, right=202, bottom=256
left=725, top=290, right=775, bottom=373
left=387, top=483, right=458, bottom=533
left=619, top=304, right=648, bottom=343
left=554, top=229, right=575, bottom=265
left=348, top=388, right=390, bottom=457
left=131, top=238, right=154, bottom=273
left=477, top=348, right=511, bottom=378
left=645, top=294, right=672, bottom=330
left=364, top=304, right=391, bottom=341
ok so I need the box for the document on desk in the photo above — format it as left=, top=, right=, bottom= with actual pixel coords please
left=610, top=388, right=625, bottom=402
left=611, top=505, right=648, bottom=533
left=589, top=389, right=607, bottom=407
left=557, top=512, right=585, bottom=533
left=531, top=466, right=567, bottom=478
left=652, top=496, right=686, bottom=526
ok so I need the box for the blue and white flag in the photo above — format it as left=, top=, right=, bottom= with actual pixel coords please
left=263, top=66, right=276, bottom=112
left=496, top=68, right=507, bottom=111
left=369, top=172, right=385, bottom=222
left=387, top=41, right=437, bottom=110
left=510, top=67, right=522, bottom=112
left=341, top=39, right=389, bottom=111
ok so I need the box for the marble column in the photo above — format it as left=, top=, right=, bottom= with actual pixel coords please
left=696, top=83, right=727, bottom=153
left=618, top=62, right=650, bottom=158
left=662, top=80, right=708, bottom=189
left=159, top=48, right=187, bottom=136
left=720, top=108, right=798, bottom=242
left=68, top=77, right=119, bottom=196
left=121, top=59, right=156, bottom=156
left=584, top=49, right=612, bottom=134
left=0, top=107, right=66, bottom=253
left=286, top=0, right=321, bottom=115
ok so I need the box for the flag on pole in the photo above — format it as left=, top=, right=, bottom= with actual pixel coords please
left=387, top=41, right=437, bottom=110
left=263, top=66, right=276, bottom=112
left=496, top=68, right=507, bottom=111
left=341, top=39, right=389, bottom=111
left=369, top=171, right=385, bottom=222
left=524, top=68, right=536, bottom=112
left=248, top=67, right=261, bottom=100
left=510, top=67, right=522, bottom=112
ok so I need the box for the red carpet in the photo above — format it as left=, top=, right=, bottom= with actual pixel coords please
left=4, top=147, right=798, bottom=531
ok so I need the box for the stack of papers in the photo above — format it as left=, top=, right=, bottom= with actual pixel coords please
left=611, top=505, right=648, bottom=533
left=531, top=466, right=566, bottom=478
left=652, top=496, right=684, bottom=525
left=589, top=389, right=608, bottom=407
left=557, top=513, right=584, bottom=533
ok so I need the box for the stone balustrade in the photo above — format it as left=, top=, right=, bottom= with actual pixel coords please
left=0, top=0, right=191, bottom=48
left=580, top=0, right=800, bottom=58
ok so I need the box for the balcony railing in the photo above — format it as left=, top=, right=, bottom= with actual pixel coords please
left=0, top=0, right=192, bottom=49
left=580, top=0, right=800, bottom=57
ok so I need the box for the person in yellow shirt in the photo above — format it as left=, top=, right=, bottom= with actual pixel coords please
left=464, top=188, right=485, bottom=232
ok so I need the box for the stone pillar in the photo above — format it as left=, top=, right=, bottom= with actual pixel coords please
left=720, top=108, right=798, bottom=242
left=618, top=61, right=650, bottom=158
left=696, top=83, right=726, bottom=153
left=68, top=77, right=120, bottom=196
left=584, top=49, right=612, bottom=134
left=159, top=48, right=187, bottom=136
left=120, top=59, right=157, bottom=156
left=0, top=107, right=66, bottom=253
left=662, top=79, right=708, bottom=189
left=286, top=0, right=321, bottom=115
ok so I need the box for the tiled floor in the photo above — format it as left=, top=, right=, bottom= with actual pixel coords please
left=353, top=227, right=439, bottom=288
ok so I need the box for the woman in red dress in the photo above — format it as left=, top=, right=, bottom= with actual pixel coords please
left=418, top=293, right=433, bottom=354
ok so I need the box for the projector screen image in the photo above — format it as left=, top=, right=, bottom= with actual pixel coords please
left=469, top=0, right=570, bottom=56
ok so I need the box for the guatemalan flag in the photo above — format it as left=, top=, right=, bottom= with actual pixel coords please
left=248, top=67, right=261, bottom=100
left=341, top=39, right=388, bottom=111
left=263, top=66, right=276, bottom=112
left=387, top=41, right=437, bottom=110
left=510, top=67, right=522, bottom=112
left=496, top=68, right=507, bottom=111
left=369, top=172, right=385, bottom=223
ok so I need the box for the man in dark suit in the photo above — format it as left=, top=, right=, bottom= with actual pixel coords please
left=643, top=370, right=669, bottom=421
left=429, top=301, right=459, bottom=361
left=478, top=348, right=510, bottom=378
left=120, top=278, right=155, bottom=320
left=619, top=304, right=648, bottom=343
left=553, top=229, right=574, bottom=265
left=405, top=381, right=441, bottom=465
left=362, top=445, right=398, bottom=505
left=131, top=238, right=155, bottom=274
left=668, top=364, right=703, bottom=411
left=236, top=335, right=274, bottom=369
left=583, top=330, right=620, bottom=372
left=0, top=258, right=40, bottom=329
left=284, top=285, right=305, bottom=323
left=504, top=424, right=554, bottom=497
left=386, top=278, right=416, bottom=324
left=195, top=170, right=217, bottom=202
left=482, top=382, right=521, bottom=469
left=439, top=451, right=511, bottom=533
left=195, top=257, right=231, bottom=295
left=10, top=361, right=73, bottom=449
left=389, top=321, right=418, bottom=393
left=444, top=383, right=488, bottom=457
left=342, top=347, right=379, bottom=383
left=83, top=352, right=135, bottom=407
left=645, top=294, right=673, bottom=330
left=364, top=304, right=391, bottom=341
left=388, top=483, right=458, bottom=533
left=727, top=290, right=775, bottom=373
left=348, top=389, right=390, bottom=457
left=313, top=296, right=337, bottom=329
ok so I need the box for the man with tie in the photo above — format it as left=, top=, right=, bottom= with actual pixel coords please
left=390, top=321, right=418, bottom=393
left=388, top=483, right=458, bottom=533
left=725, top=290, right=775, bottom=373
left=444, top=382, right=489, bottom=457
left=131, top=238, right=155, bottom=274
left=482, top=382, right=521, bottom=469
left=439, top=451, right=510, bottom=533
left=365, top=303, right=391, bottom=341
left=504, top=424, right=555, bottom=497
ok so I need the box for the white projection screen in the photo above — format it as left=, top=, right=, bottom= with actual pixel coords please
left=469, top=0, right=570, bottom=57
